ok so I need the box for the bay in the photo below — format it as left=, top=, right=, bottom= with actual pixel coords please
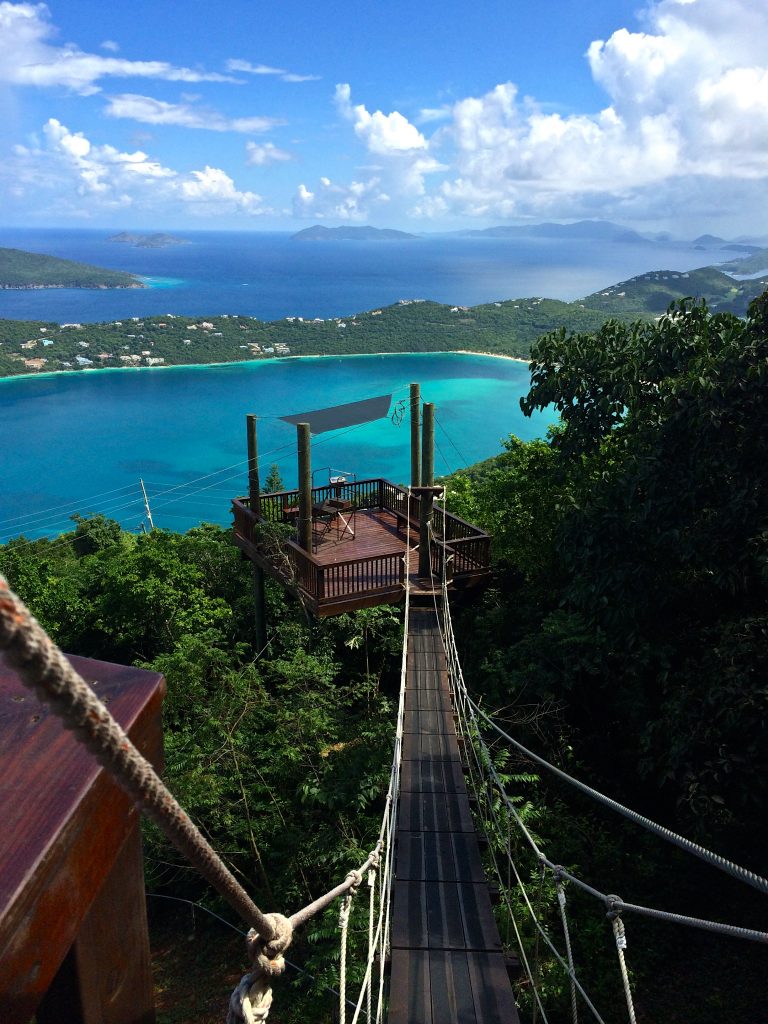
left=1, top=226, right=712, bottom=544
left=0, top=352, right=554, bottom=542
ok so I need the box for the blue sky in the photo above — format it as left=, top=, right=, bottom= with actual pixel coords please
left=1, top=0, right=766, bottom=235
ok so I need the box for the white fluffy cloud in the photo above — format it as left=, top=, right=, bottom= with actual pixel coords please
left=292, top=84, right=445, bottom=222
left=335, top=83, right=427, bottom=154
left=433, top=0, right=768, bottom=221
left=292, top=175, right=389, bottom=221
left=246, top=141, right=293, bottom=165
left=0, top=2, right=235, bottom=94
left=322, top=0, right=768, bottom=227
left=11, top=118, right=269, bottom=216
left=104, top=94, right=283, bottom=134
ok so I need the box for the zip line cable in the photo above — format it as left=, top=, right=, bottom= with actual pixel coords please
left=434, top=412, right=472, bottom=470
left=0, top=482, right=138, bottom=530
left=2, top=380, right=419, bottom=543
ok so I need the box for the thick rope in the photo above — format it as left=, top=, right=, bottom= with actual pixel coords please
left=607, top=906, right=637, bottom=1024
left=367, top=868, right=375, bottom=1024
left=338, top=881, right=357, bottom=1024
left=0, top=576, right=287, bottom=951
left=556, top=879, right=579, bottom=1024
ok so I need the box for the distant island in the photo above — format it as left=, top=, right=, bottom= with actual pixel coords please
left=109, top=232, right=187, bottom=248
left=0, top=248, right=144, bottom=290
left=458, top=220, right=650, bottom=244
left=291, top=225, right=419, bottom=241
left=1, top=261, right=766, bottom=379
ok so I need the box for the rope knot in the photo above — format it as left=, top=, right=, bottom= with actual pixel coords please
left=248, top=913, right=293, bottom=963
left=605, top=893, right=622, bottom=921
left=346, top=868, right=363, bottom=892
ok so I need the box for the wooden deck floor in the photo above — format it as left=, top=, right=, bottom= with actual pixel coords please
left=388, top=606, right=520, bottom=1024
left=311, top=508, right=416, bottom=565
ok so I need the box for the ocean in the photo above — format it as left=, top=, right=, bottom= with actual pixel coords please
left=0, top=227, right=718, bottom=323
left=0, top=352, right=553, bottom=542
left=0, top=227, right=718, bottom=542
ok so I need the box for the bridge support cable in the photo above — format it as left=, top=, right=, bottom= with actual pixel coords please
left=459, top=662, right=768, bottom=896
left=431, top=565, right=768, bottom=1024
left=418, top=535, right=601, bottom=1022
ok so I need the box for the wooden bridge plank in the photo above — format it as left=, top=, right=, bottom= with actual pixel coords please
left=403, top=709, right=454, bottom=734
left=402, top=731, right=461, bottom=762
left=408, top=651, right=448, bottom=675
left=409, top=663, right=450, bottom=688
left=398, top=790, right=474, bottom=832
left=404, top=687, right=453, bottom=713
left=392, top=881, right=503, bottom=951
left=465, top=952, right=521, bottom=1023
left=388, top=950, right=520, bottom=1024
left=400, top=759, right=467, bottom=795
left=396, top=832, right=486, bottom=882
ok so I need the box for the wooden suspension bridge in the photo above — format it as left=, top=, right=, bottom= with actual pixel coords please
left=0, top=385, right=520, bottom=1022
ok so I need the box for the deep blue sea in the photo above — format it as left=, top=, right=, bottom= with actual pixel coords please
left=0, top=227, right=718, bottom=322
left=0, top=228, right=718, bottom=542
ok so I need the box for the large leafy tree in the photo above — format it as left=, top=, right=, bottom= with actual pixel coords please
left=519, top=295, right=768, bottom=822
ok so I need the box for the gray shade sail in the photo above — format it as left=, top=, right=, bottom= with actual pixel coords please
left=280, top=393, right=392, bottom=434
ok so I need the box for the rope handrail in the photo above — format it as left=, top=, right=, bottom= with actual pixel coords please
left=0, top=576, right=285, bottom=945
left=0, top=543, right=415, bottom=1023
left=437, top=581, right=768, bottom=945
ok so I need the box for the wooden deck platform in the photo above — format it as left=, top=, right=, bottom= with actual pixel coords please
left=232, top=479, right=491, bottom=617
left=388, top=606, right=520, bottom=1024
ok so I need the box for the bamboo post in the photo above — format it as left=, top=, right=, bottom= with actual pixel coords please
left=246, top=414, right=267, bottom=651
left=297, top=423, right=313, bottom=553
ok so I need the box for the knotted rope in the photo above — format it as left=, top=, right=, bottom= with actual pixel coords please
left=339, top=870, right=362, bottom=1024
left=606, top=898, right=637, bottom=1024
left=227, top=915, right=293, bottom=1024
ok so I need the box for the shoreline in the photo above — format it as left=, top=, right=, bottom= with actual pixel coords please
left=0, top=348, right=532, bottom=384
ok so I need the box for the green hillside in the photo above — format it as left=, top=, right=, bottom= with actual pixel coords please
left=0, top=247, right=143, bottom=289
left=1, top=260, right=766, bottom=378
left=719, top=248, right=768, bottom=275
left=582, top=265, right=768, bottom=314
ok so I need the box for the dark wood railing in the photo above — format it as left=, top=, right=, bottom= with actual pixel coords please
left=232, top=479, right=489, bottom=615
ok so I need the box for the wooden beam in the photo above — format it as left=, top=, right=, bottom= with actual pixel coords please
left=410, top=382, right=421, bottom=488
left=297, top=422, right=312, bottom=553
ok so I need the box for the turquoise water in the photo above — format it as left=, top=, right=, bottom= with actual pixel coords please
left=0, top=352, right=554, bottom=541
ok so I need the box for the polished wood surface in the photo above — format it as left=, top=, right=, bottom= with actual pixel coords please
left=0, top=653, right=165, bottom=1024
